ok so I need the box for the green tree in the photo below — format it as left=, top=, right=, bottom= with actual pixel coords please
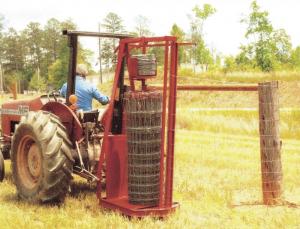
left=0, top=15, right=4, bottom=57
left=134, top=15, right=152, bottom=37
left=101, top=12, right=125, bottom=68
left=291, top=46, right=300, bottom=69
left=2, top=28, right=24, bottom=72
left=235, top=45, right=255, bottom=71
left=48, top=19, right=93, bottom=89
left=195, top=38, right=213, bottom=71
left=48, top=59, right=66, bottom=89
left=0, top=17, right=92, bottom=91
left=242, top=1, right=274, bottom=71
left=0, top=15, right=5, bottom=92
left=223, top=56, right=237, bottom=73
left=170, top=24, right=186, bottom=65
left=43, top=19, right=62, bottom=68
left=192, top=4, right=216, bottom=35
left=48, top=19, right=77, bottom=88
left=272, top=29, right=292, bottom=65
left=241, top=1, right=292, bottom=71
left=189, top=4, right=216, bottom=71
left=29, top=71, right=47, bottom=91
left=23, top=23, right=43, bottom=68
left=22, top=22, right=45, bottom=87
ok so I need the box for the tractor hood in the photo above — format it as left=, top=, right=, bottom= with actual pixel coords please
left=1, top=97, right=44, bottom=138
left=1, top=96, right=43, bottom=111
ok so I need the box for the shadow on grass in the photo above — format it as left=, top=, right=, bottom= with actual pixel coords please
left=3, top=172, right=13, bottom=184
left=1, top=169, right=105, bottom=207
left=2, top=191, right=66, bottom=208
left=230, top=200, right=300, bottom=208
left=2, top=192, right=20, bottom=203
left=69, top=180, right=98, bottom=198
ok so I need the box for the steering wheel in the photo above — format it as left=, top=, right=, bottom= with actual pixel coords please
left=47, top=90, right=60, bottom=102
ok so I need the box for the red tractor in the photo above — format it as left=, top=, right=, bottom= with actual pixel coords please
left=0, top=30, right=179, bottom=217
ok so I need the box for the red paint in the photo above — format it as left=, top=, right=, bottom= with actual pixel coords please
left=1, top=97, right=83, bottom=144
left=165, top=42, right=178, bottom=206
left=105, top=134, right=128, bottom=198
left=97, top=36, right=179, bottom=217
left=101, top=197, right=179, bottom=217
left=42, top=102, right=83, bottom=142
left=158, top=41, right=169, bottom=207
left=1, top=97, right=43, bottom=138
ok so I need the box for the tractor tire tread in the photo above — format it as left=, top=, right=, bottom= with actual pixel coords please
left=11, top=111, right=74, bottom=203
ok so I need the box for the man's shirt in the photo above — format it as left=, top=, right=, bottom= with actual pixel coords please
left=60, top=76, right=109, bottom=111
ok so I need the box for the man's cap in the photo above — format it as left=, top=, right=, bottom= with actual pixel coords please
left=76, top=64, right=88, bottom=76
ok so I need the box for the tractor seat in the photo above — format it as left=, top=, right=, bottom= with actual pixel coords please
left=82, top=110, right=99, bottom=123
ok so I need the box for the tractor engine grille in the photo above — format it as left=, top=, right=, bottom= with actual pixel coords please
left=124, top=91, right=162, bottom=206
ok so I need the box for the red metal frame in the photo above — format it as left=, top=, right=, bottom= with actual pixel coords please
left=96, top=36, right=179, bottom=217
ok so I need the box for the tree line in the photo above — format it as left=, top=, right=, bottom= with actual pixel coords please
left=0, top=17, right=93, bottom=92
left=0, top=1, right=300, bottom=93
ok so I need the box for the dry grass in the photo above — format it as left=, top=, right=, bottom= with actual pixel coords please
left=176, top=108, right=300, bottom=139
left=1, top=128, right=300, bottom=228
left=0, top=73, right=299, bottom=228
left=178, top=70, right=300, bottom=83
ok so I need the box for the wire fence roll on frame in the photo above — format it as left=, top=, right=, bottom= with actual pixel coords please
left=124, top=91, right=163, bottom=206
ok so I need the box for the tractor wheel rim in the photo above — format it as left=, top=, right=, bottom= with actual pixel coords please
left=17, top=135, right=42, bottom=189
left=27, top=144, right=42, bottom=179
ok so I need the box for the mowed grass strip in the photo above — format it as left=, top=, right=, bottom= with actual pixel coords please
left=176, top=108, right=300, bottom=139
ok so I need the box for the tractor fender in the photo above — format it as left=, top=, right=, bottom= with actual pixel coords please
left=42, top=102, right=83, bottom=143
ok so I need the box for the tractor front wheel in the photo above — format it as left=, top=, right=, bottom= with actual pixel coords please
left=11, top=111, right=74, bottom=202
left=0, top=150, right=4, bottom=182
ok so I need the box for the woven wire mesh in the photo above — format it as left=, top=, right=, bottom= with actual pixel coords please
left=124, top=91, right=162, bottom=206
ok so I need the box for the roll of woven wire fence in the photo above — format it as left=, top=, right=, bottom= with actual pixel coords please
left=124, top=91, right=162, bottom=206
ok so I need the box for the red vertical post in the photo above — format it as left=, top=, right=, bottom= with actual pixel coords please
left=165, top=41, right=178, bottom=207
left=97, top=41, right=126, bottom=199
left=141, top=39, right=147, bottom=91
left=158, top=41, right=169, bottom=207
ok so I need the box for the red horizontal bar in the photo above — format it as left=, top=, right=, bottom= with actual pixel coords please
left=129, top=43, right=166, bottom=48
left=149, top=85, right=258, bottom=91
left=129, top=42, right=195, bottom=50
left=122, top=36, right=176, bottom=44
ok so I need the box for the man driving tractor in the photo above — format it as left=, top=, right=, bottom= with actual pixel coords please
left=60, top=64, right=109, bottom=111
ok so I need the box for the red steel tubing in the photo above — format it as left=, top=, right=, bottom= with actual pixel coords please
left=97, top=42, right=126, bottom=199
left=158, top=41, right=169, bottom=208
left=165, top=42, right=178, bottom=207
left=129, top=42, right=195, bottom=49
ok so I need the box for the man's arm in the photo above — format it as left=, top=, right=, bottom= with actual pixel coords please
left=91, top=86, right=109, bottom=105
left=60, top=83, right=67, bottom=98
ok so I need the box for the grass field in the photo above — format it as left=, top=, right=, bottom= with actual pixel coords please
left=0, top=73, right=299, bottom=228
left=0, top=127, right=299, bottom=228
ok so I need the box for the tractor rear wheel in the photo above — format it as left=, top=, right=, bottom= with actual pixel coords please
left=11, top=111, right=74, bottom=203
left=0, top=150, right=4, bottom=182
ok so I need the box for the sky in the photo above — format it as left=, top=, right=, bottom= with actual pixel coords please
left=1, top=0, right=300, bottom=61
